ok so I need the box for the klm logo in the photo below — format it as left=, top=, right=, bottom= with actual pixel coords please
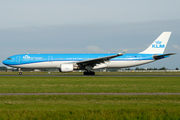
left=152, top=40, right=165, bottom=48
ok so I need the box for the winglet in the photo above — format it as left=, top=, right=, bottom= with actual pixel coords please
left=118, top=49, right=127, bottom=55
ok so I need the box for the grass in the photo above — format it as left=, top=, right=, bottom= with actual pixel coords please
left=0, top=74, right=180, bottom=119
left=0, top=76, right=180, bottom=93
left=0, top=95, right=180, bottom=119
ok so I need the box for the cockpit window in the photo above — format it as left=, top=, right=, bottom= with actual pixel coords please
left=7, top=58, right=11, bottom=60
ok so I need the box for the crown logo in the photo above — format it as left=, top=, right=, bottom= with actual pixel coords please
left=155, top=40, right=162, bottom=44
left=23, top=55, right=30, bottom=59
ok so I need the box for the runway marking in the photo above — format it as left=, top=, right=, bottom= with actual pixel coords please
left=0, top=93, right=180, bottom=95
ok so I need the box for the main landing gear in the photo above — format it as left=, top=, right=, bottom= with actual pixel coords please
left=83, top=70, right=95, bottom=75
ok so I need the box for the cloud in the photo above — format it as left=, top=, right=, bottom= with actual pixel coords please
left=172, top=45, right=180, bottom=50
left=86, top=45, right=106, bottom=53
left=1, top=1, right=180, bottom=29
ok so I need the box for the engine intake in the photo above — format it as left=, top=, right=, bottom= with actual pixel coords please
left=59, top=64, right=74, bottom=72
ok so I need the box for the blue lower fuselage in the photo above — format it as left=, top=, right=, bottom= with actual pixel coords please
left=2, top=53, right=167, bottom=69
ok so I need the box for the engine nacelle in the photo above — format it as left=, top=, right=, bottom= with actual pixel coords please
left=59, top=64, right=74, bottom=72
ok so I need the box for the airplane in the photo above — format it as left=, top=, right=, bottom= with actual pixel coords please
left=2, top=32, right=176, bottom=75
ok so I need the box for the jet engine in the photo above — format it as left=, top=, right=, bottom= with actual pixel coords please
left=59, top=64, right=74, bottom=72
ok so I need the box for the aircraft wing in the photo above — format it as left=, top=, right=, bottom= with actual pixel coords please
left=76, top=49, right=127, bottom=67
left=153, top=53, right=176, bottom=60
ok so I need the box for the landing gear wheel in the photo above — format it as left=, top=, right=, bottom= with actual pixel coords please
left=83, top=72, right=86, bottom=75
left=19, top=72, right=22, bottom=75
left=91, top=71, right=95, bottom=75
left=83, top=71, right=95, bottom=75
left=83, top=72, right=88, bottom=75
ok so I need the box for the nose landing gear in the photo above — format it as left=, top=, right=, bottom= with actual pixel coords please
left=19, top=72, right=22, bottom=75
left=18, top=68, right=22, bottom=75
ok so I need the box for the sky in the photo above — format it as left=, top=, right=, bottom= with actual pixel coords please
left=0, top=0, right=180, bottom=69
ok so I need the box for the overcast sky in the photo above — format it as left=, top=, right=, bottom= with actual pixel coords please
left=0, top=0, right=180, bottom=69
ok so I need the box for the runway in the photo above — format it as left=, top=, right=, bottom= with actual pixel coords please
left=0, top=74, right=180, bottom=77
left=0, top=93, right=180, bottom=95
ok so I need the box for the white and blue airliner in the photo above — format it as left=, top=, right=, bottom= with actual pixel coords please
left=2, top=32, right=175, bottom=75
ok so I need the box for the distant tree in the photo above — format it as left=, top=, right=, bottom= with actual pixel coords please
left=140, top=68, right=145, bottom=70
left=154, top=68, right=158, bottom=70
left=135, top=67, right=139, bottom=70
left=159, top=67, right=166, bottom=70
left=175, top=68, right=179, bottom=70
left=147, top=68, right=153, bottom=70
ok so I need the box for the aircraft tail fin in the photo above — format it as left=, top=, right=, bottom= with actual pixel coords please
left=140, top=32, right=172, bottom=54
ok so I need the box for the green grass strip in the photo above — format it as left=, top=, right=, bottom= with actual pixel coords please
left=0, top=95, right=180, bottom=119
left=0, top=76, right=180, bottom=93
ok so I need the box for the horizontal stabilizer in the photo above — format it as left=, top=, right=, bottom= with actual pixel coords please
left=153, top=53, right=176, bottom=60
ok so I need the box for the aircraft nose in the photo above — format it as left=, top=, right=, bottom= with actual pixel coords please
left=2, top=60, right=7, bottom=65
